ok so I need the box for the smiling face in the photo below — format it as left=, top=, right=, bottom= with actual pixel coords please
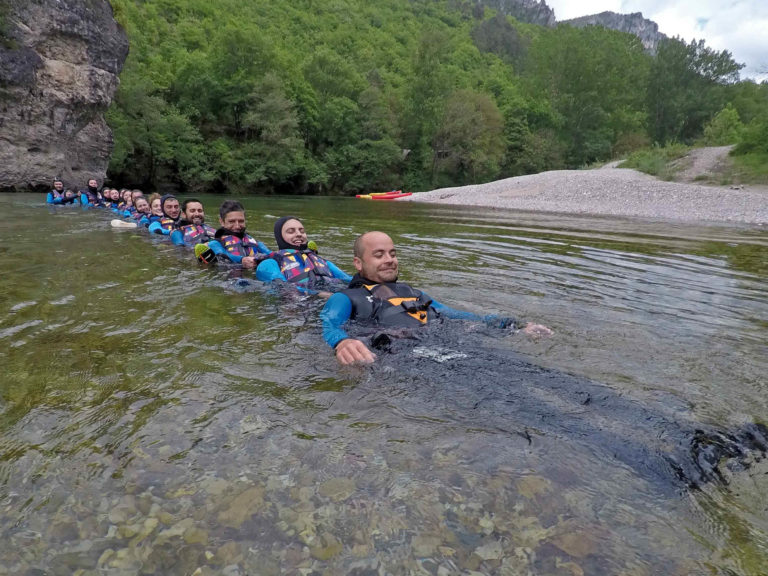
left=220, top=210, right=246, bottom=234
left=88, top=179, right=97, bottom=189
left=354, top=231, right=398, bottom=284
left=53, top=181, right=63, bottom=192
left=184, top=201, right=205, bottom=226
left=150, top=198, right=163, bottom=217
left=280, top=218, right=308, bottom=248
left=134, top=197, right=150, bottom=214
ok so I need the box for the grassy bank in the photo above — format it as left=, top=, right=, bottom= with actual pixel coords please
left=618, top=144, right=690, bottom=180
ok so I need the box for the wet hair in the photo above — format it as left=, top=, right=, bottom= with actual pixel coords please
left=53, top=178, right=63, bottom=186
left=130, top=189, right=144, bottom=203
left=182, top=198, right=203, bottom=213
left=147, top=192, right=162, bottom=206
left=219, top=200, right=244, bottom=220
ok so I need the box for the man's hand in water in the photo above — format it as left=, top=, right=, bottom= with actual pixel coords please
left=335, top=338, right=376, bottom=365
left=240, top=256, right=257, bottom=269
left=522, top=322, right=553, bottom=337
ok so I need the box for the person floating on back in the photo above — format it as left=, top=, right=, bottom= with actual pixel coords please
left=321, top=231, right=552, bottom=365
left=147, top=194, right=183, bottom=235
left=170, top=198, right=217, bottom=247
left=256, top=216, right=352, bottom=294
left=197, top=200, right=270, bottom=267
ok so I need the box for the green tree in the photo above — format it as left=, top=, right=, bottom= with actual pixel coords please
left=699, top=104, right=744, bottom=145
left=647, top=37, right=743, bottom=144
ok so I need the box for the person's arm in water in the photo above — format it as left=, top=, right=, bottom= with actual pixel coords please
left=147, top=221, right=171, bottom=235
left=46, top=192, right=61, bottom=205
left=428, top=293, right=552, bottom=335
left=321, top=293, right=376, bottom=365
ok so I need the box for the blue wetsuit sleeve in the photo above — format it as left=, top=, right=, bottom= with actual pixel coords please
left=207, top=240, right=242, bottom=263
left=326, top=260, right=353, bottom=282
left=256, top=258, right=284, bottom=282
left=170, top=229, right=185, bottom=246
left=427, top=294, right=518, bottom=328
left=79, top=193, right=90, bottom=207
left=321, top=293, right=354, bottom=348
left=256, top=241, right=271, bottom=255
left=138, top=215, right=149, bottom=227
left=148, top=221, right=171, bottom=235
left=46, top=193, right=61, bottom=204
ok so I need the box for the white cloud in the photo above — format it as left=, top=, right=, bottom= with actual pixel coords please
left=546, top=0, right=768, bottom=81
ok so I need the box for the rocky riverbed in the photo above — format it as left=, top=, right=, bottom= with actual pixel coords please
left=405, top=156, right=768, bottom=225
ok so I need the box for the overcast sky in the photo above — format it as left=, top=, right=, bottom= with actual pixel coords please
left=546, top=0, right=768, bottom=82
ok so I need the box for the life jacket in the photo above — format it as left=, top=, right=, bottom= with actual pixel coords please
left=81, top=189, right=103, bottom=206
left=218, top=233, right=260, bottom=258
left=49, top=189, right=64, bottom=201
left=180, top=223, right=216, bottom=245
left=343, top=282, right=436, bottom=328
left=158, top=217, right=179, bottom=232
left=272, top=249, right=333, bottom=283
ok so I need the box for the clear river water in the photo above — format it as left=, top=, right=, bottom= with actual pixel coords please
left=1, top=193, right=767, bottom=575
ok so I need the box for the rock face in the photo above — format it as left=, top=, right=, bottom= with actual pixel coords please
left=480, top=0, right=556, bottom=27
left=0, top=0, right=128, bottom=191
left=561, top=11, right=666, bottom=53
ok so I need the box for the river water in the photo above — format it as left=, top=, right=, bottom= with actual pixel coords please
left=1, top=193, right=767, bottom=575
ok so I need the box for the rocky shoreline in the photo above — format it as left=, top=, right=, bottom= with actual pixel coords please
left=404, top=166, right=768, bottom=225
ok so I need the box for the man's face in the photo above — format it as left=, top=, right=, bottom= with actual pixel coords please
left=53, top=181, right=63, bottom=191
left=150, top=199, right=163, bottom=216
left=354, top=232, right=398, bottom=284
left=185, top=202, right=205, bottom=225
left=111, top=189, right=120, bottom=201
left=281, top=218, right=307, bottom=248
left=88, top=179, right=97, bottom=188
left=163, top=198, right=181, bottom=219
left=220, top=210, right=246, bottom=234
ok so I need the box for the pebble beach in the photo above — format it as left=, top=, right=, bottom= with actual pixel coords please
left=404, top=166, right=768, bottom=225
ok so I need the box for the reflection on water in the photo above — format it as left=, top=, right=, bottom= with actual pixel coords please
left=1, top=194, right=767, bottom=574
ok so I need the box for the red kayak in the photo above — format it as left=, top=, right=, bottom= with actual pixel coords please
left=371, top=192, right=412, bottom=200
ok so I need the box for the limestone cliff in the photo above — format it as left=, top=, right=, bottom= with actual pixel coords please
left=561, top=11, right=666, bottom=53
left=0, top=0, right=128, bottom=191
left=480, top=0, right=556, bottom=27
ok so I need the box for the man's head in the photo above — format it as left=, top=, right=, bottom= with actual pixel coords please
left=161, top=194, right=181, bottom=219
left=182, top=199, right=205, bottom=226
left=353, top=231, right=398, bottom=284
left=110, top=189, right=121, bottom=202
left=53, top=179, right=64, bottom=192
left=219, top=200, right=246, bottom=234
left=87, top=179, right=98, bottom=189
left=274, top=216, right=307, bottom=250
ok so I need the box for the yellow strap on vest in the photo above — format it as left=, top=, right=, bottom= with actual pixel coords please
left=364, top=285, right=427, bottom=324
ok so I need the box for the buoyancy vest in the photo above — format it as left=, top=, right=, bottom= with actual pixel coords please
left=343, top=282, right=436, bottom=328
left=218, top=233, right=260, bottom=258
left=49, top=189, right=64, bottom=201
left=81, top=189, right=103, bottom=205
left=273, top=249, right=333, bottom=283
left=158, top=217, right=179, bottom=232
left=180, top=223, right=216, bottom=245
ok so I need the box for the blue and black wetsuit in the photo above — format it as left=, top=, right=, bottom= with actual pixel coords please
left=47, top=190, right=80, bottom=205
left=321, top=275, right=516, bottom=349
left=205, top=228, right=271, bottom=264
left=79, top=188, right=104, bottom=207
left=256, top=249, right=352, bottom=290
left=148, top=216, right=182, bottom=236
left=170, top=222, right=217, bottom=247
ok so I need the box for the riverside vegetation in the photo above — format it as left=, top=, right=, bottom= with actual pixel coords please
left=107, top=0, right=768, bottom=195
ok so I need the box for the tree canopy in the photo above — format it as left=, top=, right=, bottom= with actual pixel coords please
left=107, top=0, right=762, bottom=194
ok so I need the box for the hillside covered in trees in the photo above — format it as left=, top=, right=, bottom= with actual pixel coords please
left=107, top=0, right=768, bottom=194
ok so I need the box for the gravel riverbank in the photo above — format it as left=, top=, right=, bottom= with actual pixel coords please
left=403, top=166, right=768, bottom=225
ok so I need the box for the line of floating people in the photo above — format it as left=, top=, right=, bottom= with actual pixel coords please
left=47, top=178, right=552, bottom=366
left=47, top=178, right=768, bottom=491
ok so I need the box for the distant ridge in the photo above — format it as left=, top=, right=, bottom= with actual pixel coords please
left=478, top=1, right=666, bottom=53
left=561, top=11, right=666, bottom=53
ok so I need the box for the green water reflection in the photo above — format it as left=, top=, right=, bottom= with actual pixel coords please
left=1, top=193, right=767, bottom=575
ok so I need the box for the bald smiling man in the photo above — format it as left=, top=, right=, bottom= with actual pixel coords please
left=321, top=231, right=551, bottom=365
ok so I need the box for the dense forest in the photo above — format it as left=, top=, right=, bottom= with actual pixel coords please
left=107, top=0, right=768, bottom=194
